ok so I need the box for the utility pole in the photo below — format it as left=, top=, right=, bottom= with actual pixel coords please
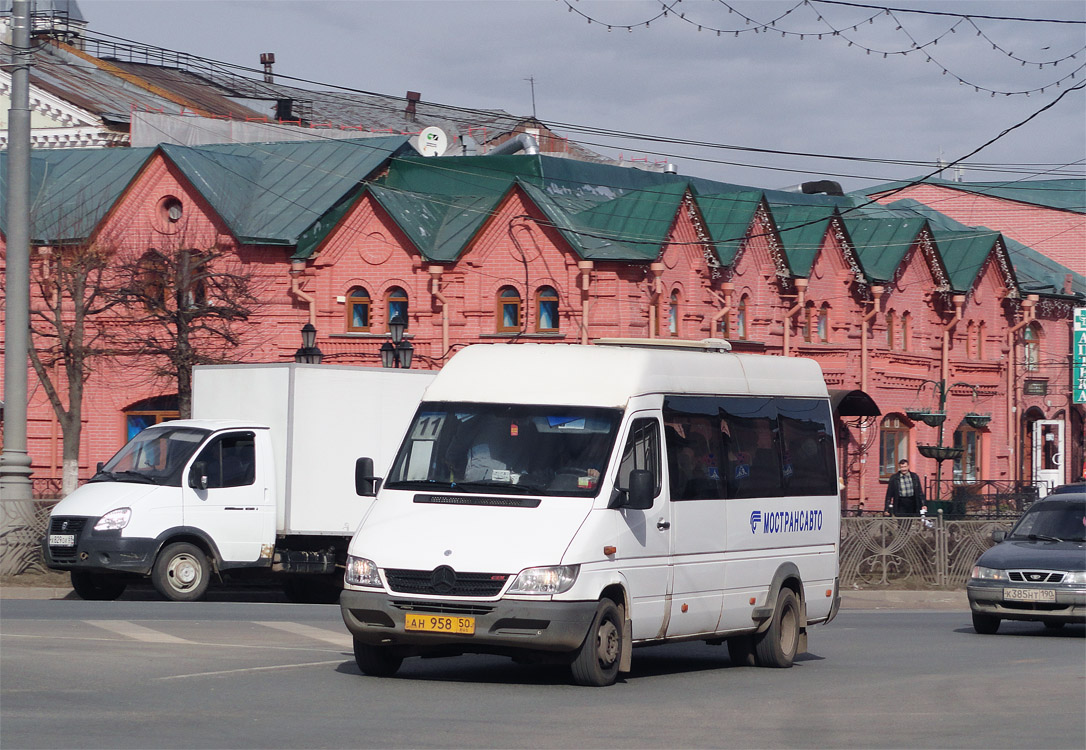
left=1, top=0, right=35, bottom=502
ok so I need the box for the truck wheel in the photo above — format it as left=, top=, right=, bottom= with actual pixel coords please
left=152, top=542, right=210, bottom=602
left=70, top=570, right=127, bottom=601
left=353, top=638, right=403, bottom=677
left=571, top=599, right=623, bottom=687
left=971, top=612, right=1000, bottom=634
left=754, top=588, right=800, bottom=668
left=727, top=634, right=756, bottom=667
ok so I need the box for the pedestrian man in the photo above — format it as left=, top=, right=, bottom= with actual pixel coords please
left=885, top=458, right=925, bottom=516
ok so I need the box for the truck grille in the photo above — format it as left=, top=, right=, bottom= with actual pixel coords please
left=48, top=517, right=87, bottom=561
left=384, top=567, right=509, bottom=597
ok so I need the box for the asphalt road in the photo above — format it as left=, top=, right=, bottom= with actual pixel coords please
left=1, top=599, right=1083, bottom=750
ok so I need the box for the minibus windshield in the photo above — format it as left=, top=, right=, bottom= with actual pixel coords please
left=384, top=402, right=622, bottom=497
left=92, top=426, right=210, bottom=487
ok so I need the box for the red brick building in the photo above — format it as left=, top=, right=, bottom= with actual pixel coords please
left=2, top=144, right=1082, bottom=511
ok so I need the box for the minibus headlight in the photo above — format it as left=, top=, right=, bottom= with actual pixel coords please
left=344, top=555, right=383, bottom=588
left=970, top=565, right=1007, bottom=582
left=93, top=508, right=131, bottom=531
left=507, top=565, right=579, bottom=595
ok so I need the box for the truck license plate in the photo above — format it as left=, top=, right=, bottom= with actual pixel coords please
left=49, top=534, right=76, bottom=546
left=1004, top=588, right=1056, bottom=602
left=404, top=613, right=475, bottom=635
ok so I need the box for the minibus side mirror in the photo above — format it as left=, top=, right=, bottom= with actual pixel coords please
left=355, top=457, right=382, bottom=497
left=610, top=469, right=655, bottom=511
left=188, top=461, right=208, bottom=490
left=991, top=529, right=1007, bottom=543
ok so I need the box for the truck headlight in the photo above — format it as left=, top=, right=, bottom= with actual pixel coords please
left=344, top=555, right=382, bottom=588
left=507, top=565, right=579, bottom=595
left=93, top=508, right=131, bottom=531
left=970, top=565, right=1008, bottom=582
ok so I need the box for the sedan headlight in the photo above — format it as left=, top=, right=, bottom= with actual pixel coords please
left=971, top=565, right=1008, bottom=582
left=93, top=507, right=131, bottom=531
left=1062, top=571, right=1086, bottom=585
left=507, top=565, right=579, bottom=595
left=344, top=555, right=382, bottom=588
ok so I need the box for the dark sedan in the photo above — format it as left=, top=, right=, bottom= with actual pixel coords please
left=967, top=492, right=1085, bottom=634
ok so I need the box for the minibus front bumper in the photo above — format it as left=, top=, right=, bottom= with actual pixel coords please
left=340, top=588, right=599, bottom=654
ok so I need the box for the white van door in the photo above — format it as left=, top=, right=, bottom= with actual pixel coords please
left=610, top=414, right=673, bottom=641
left=183, top=431, right=271, bottom=563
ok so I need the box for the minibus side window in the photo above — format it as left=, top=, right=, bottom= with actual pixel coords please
left=778, top=400, right=836, bottom=496
left=664, top=415, right=727, bottom=500
left=616, top=418, right=661, bottom=495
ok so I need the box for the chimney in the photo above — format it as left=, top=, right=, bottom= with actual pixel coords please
left=405, top=91, right=421, bottom=122
left=260, top=52, right=275, bottom=83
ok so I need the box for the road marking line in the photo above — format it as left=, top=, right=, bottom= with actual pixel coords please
left=83, top=620, right=190, bottom=644
left=157, top=659, right=344, bottom=681
left=255, top=621, right=352, bottom=648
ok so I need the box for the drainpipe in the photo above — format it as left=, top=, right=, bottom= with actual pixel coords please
left=941, top=294, right=966, bottom=386
left=577, top=260, right=594, bottom=345
left=428, top=265, right=449, bottom=358
left=648, top=262, right=665, bottom=339
left=1006, top=294, right=1038, bottom=486
left=710, top=282, right=735, bottom=337
left=860, top=285, right=884, bottom=392
left=782, top=278, right=808, bottom=357
left=288, top=259, right=316, bottom=326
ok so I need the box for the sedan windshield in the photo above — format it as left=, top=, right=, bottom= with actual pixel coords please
left=1008, top=501, right=1086, bottom=542
left=384, top=402, right=622, bottom=497
left=94, top=426, right=210, bottom=487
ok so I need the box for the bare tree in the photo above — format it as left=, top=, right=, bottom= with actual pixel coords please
left=27, top=240, right=120, bottom=496
left=111, top=242, right=264, bottom=418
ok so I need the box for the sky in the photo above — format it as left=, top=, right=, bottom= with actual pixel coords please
left=76, top=0, right=1086, bottom=193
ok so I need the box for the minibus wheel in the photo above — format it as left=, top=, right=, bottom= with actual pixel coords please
left=151, top=542, right=210, bottom=602
left=353, top=639, right=403, bottom=677
left=70, top=570, right=127, bottom=601
left=571, top=599, right=623, bottom=687
left=754, top=588, right=799, bottom=668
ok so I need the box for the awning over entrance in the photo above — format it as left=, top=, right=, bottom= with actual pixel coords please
left=829, top=389, right=881, bottom=417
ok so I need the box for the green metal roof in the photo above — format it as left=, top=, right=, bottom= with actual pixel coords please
left=842, top=216, right=928, bottom=282
left=857, top=177, right=1086, bottom=214
left=765, top=203, right=836, bottom=276
left=1, top=148, right=151, bottom=241
left=930, top=228, right=1001, bottom=292
left=696, top=191, right=762, bottom=265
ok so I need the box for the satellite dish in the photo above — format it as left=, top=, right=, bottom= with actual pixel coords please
left=417, top=126, right=448, bottom=157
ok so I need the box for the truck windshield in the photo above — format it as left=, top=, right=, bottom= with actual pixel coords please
left=93, top=426, right=210, bottom=487
left=384, top=402, right=622, bottom=497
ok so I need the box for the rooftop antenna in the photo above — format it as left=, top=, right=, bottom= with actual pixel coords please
left=525, top=75, right=537, bottom=118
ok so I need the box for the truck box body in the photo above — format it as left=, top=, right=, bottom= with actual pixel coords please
left=192, top=364, right=435, bottom=536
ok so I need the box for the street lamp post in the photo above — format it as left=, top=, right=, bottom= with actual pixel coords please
left=293, top=323, right=323, bottom=364
left=380, top=316, right=413, bottom=369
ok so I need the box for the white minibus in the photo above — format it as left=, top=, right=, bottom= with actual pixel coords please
left=341, top=340, right=841, bottom=686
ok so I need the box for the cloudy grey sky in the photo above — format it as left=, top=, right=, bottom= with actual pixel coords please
left=78, top=0, right=1085, bottom=192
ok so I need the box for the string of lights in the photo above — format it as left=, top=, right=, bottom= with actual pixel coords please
left=559, top=0, right=1086, bottom=97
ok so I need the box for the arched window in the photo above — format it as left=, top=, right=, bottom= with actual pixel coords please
left=817, top=303, right=830, bottom=343
left=953, top=427, right=980, bottom=484
left=879, top=415, right=910, bottom=479
left=668, top=289, right=680, bottom=337
left=736, top=296, right=748, bottom=340
left=901, top=311, right=911, bottom=352
left=537, top=286, right=559, bottom=333
left=1023, top=323, right=1040, bottom=371
left=497, top=286, right=520, bottom=332
left=387, top=286, right=408, bottom=330
left=347, top=287, right=371, bottom=332
left=885, top=311, right=896, bottom=350
left=137, top=250, right=168, bottom=310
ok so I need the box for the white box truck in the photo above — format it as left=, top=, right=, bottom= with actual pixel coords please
left=340, top=341, right=841, bottom=685
left=42, top=363, right=435, bottom=602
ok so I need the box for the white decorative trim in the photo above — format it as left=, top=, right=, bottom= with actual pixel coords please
left=0, top=127, right=128, bottom=149
left=0, top=70, right=100, bottom=129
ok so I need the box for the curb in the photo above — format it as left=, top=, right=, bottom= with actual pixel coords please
left=1, top=585, right=970, bottom=609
